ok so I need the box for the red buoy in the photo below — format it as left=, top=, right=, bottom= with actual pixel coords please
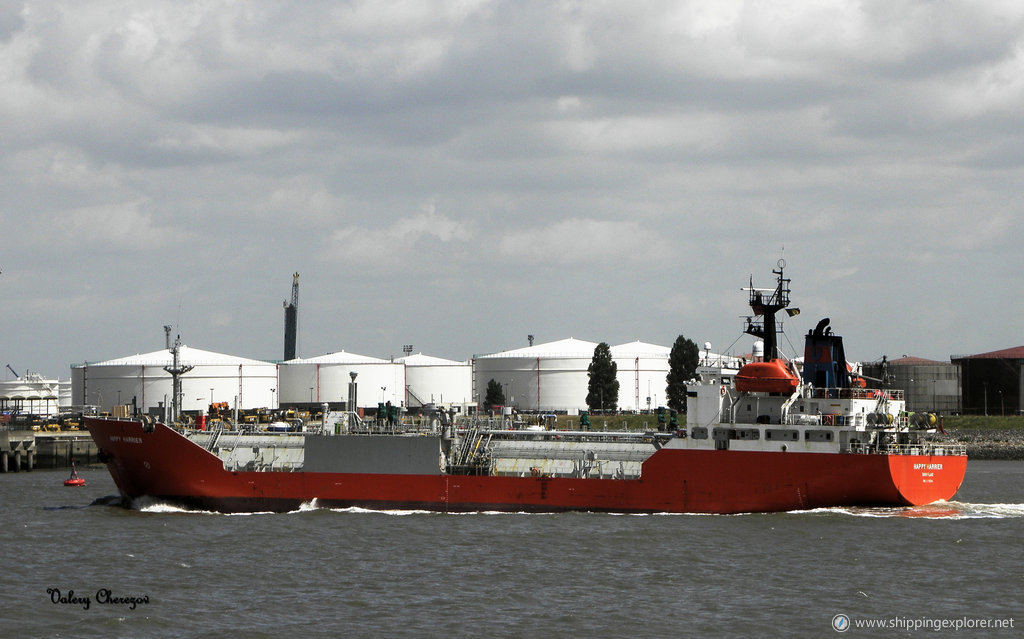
left=63, top=464, right=85, bottom=487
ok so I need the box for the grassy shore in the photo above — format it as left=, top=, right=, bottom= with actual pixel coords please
left=549, top=413, right=679, bottom=431
left=941, top=415, right=1024, bottom=430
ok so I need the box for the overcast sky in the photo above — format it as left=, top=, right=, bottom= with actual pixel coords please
left=2, top=0, right=1022, bottom=379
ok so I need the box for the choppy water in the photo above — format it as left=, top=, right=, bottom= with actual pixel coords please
left=4, top=461, right=1022, bottom=638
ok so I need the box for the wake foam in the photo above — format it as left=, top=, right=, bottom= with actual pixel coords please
left=130, top=497, right=271, bottom=516
left=786, top=501, right=1024, bottom=519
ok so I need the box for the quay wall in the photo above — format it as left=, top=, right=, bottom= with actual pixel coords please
left=0, top=431, right=99, bottom=472
left=946, top=428, right=1024, bottom=461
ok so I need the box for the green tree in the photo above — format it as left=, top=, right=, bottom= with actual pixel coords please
left=586, top=342, right=619, bottom=412
left=484, top=378, right=505, bottom=411
left=666, top=335, right=700, bottom=412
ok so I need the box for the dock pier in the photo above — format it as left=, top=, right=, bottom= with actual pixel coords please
left=0, top=430, right=99, bottom=472
left=1, top=429, right=35, bottom=472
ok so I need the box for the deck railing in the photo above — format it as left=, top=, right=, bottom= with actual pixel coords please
left=847, top=441, right=966, bottom=456
left=805, top=387, right=905, bottom=401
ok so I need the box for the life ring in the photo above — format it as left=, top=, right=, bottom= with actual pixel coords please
left=822, top=414, right=834, bottom=426
left=721, top=386, right=727, bottom=397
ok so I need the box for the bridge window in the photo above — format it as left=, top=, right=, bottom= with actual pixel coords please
left=804, top=430, right=834, bottom=442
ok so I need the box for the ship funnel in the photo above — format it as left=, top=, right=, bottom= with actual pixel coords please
left=802, top=318, right=851, bottom=389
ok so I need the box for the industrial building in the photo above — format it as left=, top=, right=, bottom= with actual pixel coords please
left=278, top=351, right=405, bottom=410
left=0, top=373, right=70, bottom=416
left=473, top=338, right=672, bottom=413
left=951, top=346, right=1024, bottom=415
left=71, top=344, right=278, bottom=417
left=861, top=356, right=961, bottom=414
left=610, top=341, right=671, bottom=412
left=69, top=342, right=474, bottom=416
left=474, top=338, right=596, bottom=413
left=396, top=353, right=473, bottom=409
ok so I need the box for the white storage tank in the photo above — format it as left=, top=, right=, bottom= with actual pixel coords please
left=395, top=353, right=473, bottom=409
left=473, top=338, right=598, bottom=412
left=610, top=341, right=671, bottom=412
left=71, top=346, right=278, bottom=415
left=279, top=351, right=405, bottom=409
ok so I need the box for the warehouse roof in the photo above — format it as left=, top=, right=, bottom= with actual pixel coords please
left=888, top=356, right=947, bottom=365
left=952, top=346, right=1024, bottom=361
left=0, top=380, right=59, bottom=400
left=288, top=350, right=389, bottom=365
left=611, top=341, right=670, bottom=359
left=88, top=345, right=272, bottom=367
left=396, top=353, right=468, bottom=366
left=476, top=337, right=599, bottom=359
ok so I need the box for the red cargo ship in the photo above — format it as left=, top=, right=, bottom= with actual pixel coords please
left=86, top=262, right=966, bottom=514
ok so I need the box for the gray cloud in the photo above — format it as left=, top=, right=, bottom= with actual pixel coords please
left=2, top=0, right=1023, bottom=378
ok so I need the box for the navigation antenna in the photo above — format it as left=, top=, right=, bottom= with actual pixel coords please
left=742, top=259, right=795, bottom=362
left=163, top=333, right=194, bottom=425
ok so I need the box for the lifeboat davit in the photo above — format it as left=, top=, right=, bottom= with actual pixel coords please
left=735, top=359, right=799, bottom=393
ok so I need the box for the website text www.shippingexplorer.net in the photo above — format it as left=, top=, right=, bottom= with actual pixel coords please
left=832, top=614, right=1015, bottom=633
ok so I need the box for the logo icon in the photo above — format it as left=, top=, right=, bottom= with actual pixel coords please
left=832, top=614, right=851, bottom=633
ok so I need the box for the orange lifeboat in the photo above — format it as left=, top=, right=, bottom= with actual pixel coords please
left=735, top=359, right=800, bottom=393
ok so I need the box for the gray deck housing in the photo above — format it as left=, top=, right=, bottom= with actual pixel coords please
left=303, top=434, right=443, bottom=475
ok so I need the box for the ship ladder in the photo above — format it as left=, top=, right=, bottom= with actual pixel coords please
left=454, top=426, right=477, bottom=467
left=206, top=425, right=224, bottom=452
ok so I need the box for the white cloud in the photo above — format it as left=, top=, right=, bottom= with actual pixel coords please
left=152, top=125, right=300, bottom=157
left=3, top=0, right=1024, bottom=375
left=322, top=205, right=474, bottom=268
left=47, top=200, right=183, bottom=250
left=498, top=218, right=669, bottom=264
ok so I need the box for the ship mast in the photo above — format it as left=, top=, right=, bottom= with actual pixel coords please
left=163, top=333, right=194, bottom=424
left=743, top=259, right=793, bottom=361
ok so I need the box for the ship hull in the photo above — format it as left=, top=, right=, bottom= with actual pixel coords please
left=87, top=418, right=967, bottom=515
